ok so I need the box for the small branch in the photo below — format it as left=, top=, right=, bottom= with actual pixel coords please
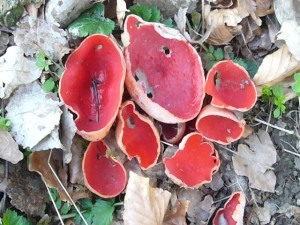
left=254, top=118, right=294, bottom=135
left=282, top=148, right=300, bottom=158
left=160, top=141, right=173, bottom=147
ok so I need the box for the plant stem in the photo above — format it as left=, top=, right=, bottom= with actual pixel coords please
left=114, top=202, right=124, bottom=207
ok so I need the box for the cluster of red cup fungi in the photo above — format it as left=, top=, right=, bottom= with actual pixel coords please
left=59, top=15, right=256, bottom=223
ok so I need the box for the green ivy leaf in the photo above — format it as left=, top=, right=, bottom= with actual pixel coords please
left=68, top=3, right=115, bottom=37
left=92, top=198, right=115, bottom=225
left=43, top=77, right=55, bottom=93
left=2, top=209, right=31, bottom=225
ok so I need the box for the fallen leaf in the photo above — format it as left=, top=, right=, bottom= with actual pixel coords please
left=232, top=130, right=277, bottom=192
left=274, top=0, right=300, bottom=61
left=204, top=0, right=262, bottom=45
left=45, top=0, right=95, bottom=28
left=29, top=149, right=69, bottom=201
left=7, top=160, right=48, bottom=216
left=253, top=45, right=300, bottom=87
left=254, top=201, right=277, bottom=224
left=163, top=200, right=189, bottom=225
left=0, top=46, right=42, bottom=99
left=13, top=16, right=69, bottom=61
left=6, top=82, right=62, bottom=150
left=69, top=135, right=85, bottom=185
left=123, top=171, right=171, bottom=225
left=255, top=0, right=273, bottom=17
left=60, top=106, right=77, bottom=163
left=178, top=189, right=215, bottom=225
left=0, top=130, right=23, bottom=164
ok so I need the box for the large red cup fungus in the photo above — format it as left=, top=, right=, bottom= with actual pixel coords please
left=213, top=191, right=246, bottom=225
left=196, top=105, right=246, bottom=145
left=205, top=60, right=257, bottom=112
left=163, top=132, right=220, bottom=188
left=82, top=140, right=127, bottom=198
left=115, top=101, right=160, bottom=170
left=59, top=34, right=126, bottom=141
left=122, top=15, right=205, bottom=123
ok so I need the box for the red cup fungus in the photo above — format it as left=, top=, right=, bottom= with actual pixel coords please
left=115, top=101, right=161, bottom=170
left=163, top=132, right=220, bottom=188
left=196, top=105, right=246, bottom=145
left=122, top=15, right=205, bottom=123
left=213, top=191, right=246, bottom=225
left=82, top=140, right=127, bottom=198
left=205, top=60, right=257, bottom=112
left=59, top=34, right=126, bottom=141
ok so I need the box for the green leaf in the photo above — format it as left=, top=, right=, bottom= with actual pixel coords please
left=43, top=77, right=55, bottom=93
left=91, top=198, right=115, bottom=225
left=60, top=202, right=72, bottom=215
left=208, top=45, right=214, bottom=53
left=292, top=73, right=300, bottom=94
left=36, top=52, right=53, bottom=71
left=150, top=6, right=160, bottom=22
left=0, top=116, right=11, bottom=131
left=68, top=3, right=115, bottom=37
left=213, top=48, right=224, bottom=61
left=273, top=107, right=281, bottom=118
left=272, top=85, right=284, bottom=98
left=80, top=198, right=93, bottom=209
left=233, top=58, right=258, bottom=78
left=2, top=209, right=31, bottom=225
left=205, top=60, right=217, bottom=71
left=162, top=18, right=174, bottom=28
left=130, top=4, right=153, bottom=22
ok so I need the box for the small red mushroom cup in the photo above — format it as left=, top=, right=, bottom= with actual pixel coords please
left=115, top=101, right=161, bottom=170
left=213, top=191, right=246, bottom=225
left=196, top=105, right=246, bottom=145
left=82, top=140, right=127, bottom=198
left=205, top=60, right=257, bottom=112
left=59, top=34, right=126, bottom=141
left=122, top=15, right=205, bottom=123
left=163, top=132, right=220, bottom=188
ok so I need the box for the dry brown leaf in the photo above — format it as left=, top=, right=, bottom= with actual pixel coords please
left=204, top=0, right=261, bottom=45
left=253, top=45, right=300, bottom=86
left=232, top=130, right=277, bottom=192
left=163, top=200, right=189, bottom=225
left=69, top=135, right=85, bottom=185
left=29, top=150, right=69, bottom=201
left=0, top=130, right=23, bottom=164
left=123, top=172, right=171, bottom=225
left=256, top=0, right=273, bottom=17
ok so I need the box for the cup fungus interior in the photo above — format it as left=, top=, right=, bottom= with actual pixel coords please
left=117, top=101, right=160, bottom=169
left=82, top=140, right=127, bottom=198
left=60, top=35, right=125, bottom=133
left=197, top=115, right=244, bottom=144
left=206, top=60, right=257, bottom=111
left=164, top=133, right=220, bottom=188
left=213, top=192, right=246, bottom=225
left=124, top=15, right=204, bottom=122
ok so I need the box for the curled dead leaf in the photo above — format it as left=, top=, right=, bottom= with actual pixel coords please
left=163, top=200, right=189, bottom=225
left=123, top=172, right=171, bottom=225
left=253, top=45, right=300, bottom=87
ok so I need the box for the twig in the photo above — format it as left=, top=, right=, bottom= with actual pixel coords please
left=45, top=183, right=64, bottom=225
left=254, top=118, right=294, bottom=135
left=48, top=150, right=88, bottom=225
left=266, top=103, right=273, bottom=133
left=160, top=141, right=173, bottom=147
left=282, top=148, right=300, bottom=158
left=213, top=195, right=231, bottom=204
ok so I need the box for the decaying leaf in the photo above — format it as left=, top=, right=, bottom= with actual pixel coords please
left=178, top=189, right=215, bottom=225
left=163, top=200, right=189, bottom=225
left=204, top=0, right=262, bottom=45
left=29, top=149, right=69, bottom=201
left=7, top=160, right=48, bottom=216
left=0, top=46, right=42, bottom=99
left=0, top=130, right=23, bottom=164
left=60, top=106, right=77, bottom=163
left=69, top=135, right=85, bottom=185
left=232, top=130, right=277, bottom=192
left=6, top=82, right=62, bottom=150
left=13, top=16, right=69, bottom=61
left=255, top=0, right=273, bottom=17
left=45, top=0, right=95, bottom=27
left=253, top=45, right=300, bottom=87
left=274, top=0, right=300, bottom=61
left=123, top=172, right=171, bottom=225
